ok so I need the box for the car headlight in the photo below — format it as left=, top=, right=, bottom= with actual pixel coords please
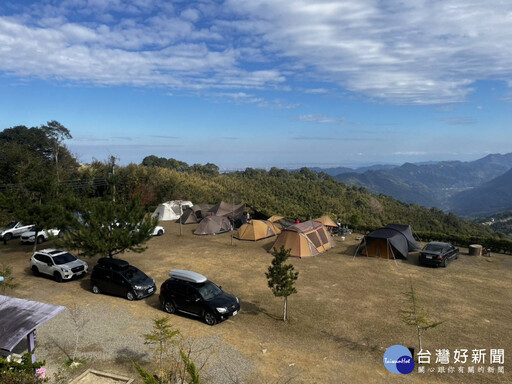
left=236, top=297, right=239, bottom=303
left=134, top=285, right=144, bottom=290
left=216, top=307, right=228, bottom=314
left=60, top=267, right=70, bottom=272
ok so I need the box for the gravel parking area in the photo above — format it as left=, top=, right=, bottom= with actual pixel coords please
left=36, top=304, right=253, bottom=383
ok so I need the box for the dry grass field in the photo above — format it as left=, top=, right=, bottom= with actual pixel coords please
left=1, top=221, right=511, bottom=383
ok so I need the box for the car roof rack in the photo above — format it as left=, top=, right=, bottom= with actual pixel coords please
left=170, top=270, right=207, bottom=283
left=97, top=257, right=130, bottom=270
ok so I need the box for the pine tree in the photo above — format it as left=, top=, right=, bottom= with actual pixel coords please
left=58, top=195, right=157, bottom=258
left=399, top=277, right=443, bottom=352
left=265, top=246, right=299, bottom=321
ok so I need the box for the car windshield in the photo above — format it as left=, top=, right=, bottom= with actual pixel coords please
left=5, top=222, right=17, bottom=229
left=424, top=244, right=445, bottom=253
left=121, top=266, right=148, bottom=284
left=52, top=253, right=77, bottom=265
left=197, top=281, right=222, bottom=301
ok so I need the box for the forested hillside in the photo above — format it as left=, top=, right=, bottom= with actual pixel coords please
left=0, top=124, right=502, bottom=243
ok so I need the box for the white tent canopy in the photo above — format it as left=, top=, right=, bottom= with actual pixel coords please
left=152, top=200, right=193, bottom=221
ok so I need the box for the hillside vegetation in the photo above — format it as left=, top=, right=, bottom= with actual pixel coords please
left=0, top=123, right=505, bottom=248
left=115, top=157, right=494, bottom=238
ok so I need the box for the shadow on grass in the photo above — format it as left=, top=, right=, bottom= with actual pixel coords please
left=115, top=347, right=149, bottom=365
left=320, top=330, right=382, bottom=354
left=261, top=242, right=273, bottom=252
left=242, top=301, right=281, bottom=320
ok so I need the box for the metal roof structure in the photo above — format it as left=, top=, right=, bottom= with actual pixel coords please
left=0, top=295, right=65, bottom=352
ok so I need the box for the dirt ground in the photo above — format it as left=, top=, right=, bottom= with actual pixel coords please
left=1, top=222, right=511, bottom=383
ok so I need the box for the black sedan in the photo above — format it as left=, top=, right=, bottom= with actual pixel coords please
left=419, top=242, right=459, bottom=267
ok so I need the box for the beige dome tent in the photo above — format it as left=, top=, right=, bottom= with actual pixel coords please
left=235, top=220, right=281, bottom=241
left=314, top=215, right=337, bottom=228
left=194, top=216, right=231, bottom=235
left=270, top=220, right=334, bottom=258
left=152, top=200, right=193, bottom=221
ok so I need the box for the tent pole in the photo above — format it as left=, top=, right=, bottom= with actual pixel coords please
left=353, top=241, right=361, bottom=259
left=389, top=240, right=398, bottom=266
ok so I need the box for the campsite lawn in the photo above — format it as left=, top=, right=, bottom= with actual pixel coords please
left=1, top=222, right=511, bottom=383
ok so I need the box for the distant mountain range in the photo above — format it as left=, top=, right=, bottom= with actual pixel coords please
left=309, top=164, right=397, bottom=176
left=450, top=168, right=512, bottom=216
left=312, top=153, right=512, bottom=217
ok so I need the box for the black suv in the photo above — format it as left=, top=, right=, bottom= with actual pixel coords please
left=159, top=270, right=240, bottom=326
left=90, top=258, right=156, bottom=300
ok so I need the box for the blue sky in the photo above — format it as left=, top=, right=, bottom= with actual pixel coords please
left=0, top=0, right=511, bottom=170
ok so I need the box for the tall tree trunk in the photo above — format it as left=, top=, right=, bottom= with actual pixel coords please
left=417, top=326, right=422, bottom=352
left=283, top=296, right=288, bottom=322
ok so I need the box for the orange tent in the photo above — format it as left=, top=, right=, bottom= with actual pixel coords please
left=270, top=220, right=334, bottom=258
left=235, top=220, right=281, bottom=241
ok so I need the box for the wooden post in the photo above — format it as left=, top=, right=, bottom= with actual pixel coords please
left=27, top=331, right=36, bottom=363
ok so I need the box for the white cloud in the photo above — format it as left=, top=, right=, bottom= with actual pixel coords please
left=1, top=0, right=512, bottom=104
left=225, top=0, right=512, bottom=104
left=297, top=114, right=339, bottom=124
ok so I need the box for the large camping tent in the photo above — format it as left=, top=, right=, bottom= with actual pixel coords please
left=235, top=220, right=281, bottom=241
left=314, top=215, right=337, bottom=228
left=177, top=207, right=199, bottom=225
left=192, top=204, right=213, bottom=220
left=208, top=201, right=246, bottom=219
left=270, top=220, right=334, bottom=258
left=357, top=224, right=420, bottom=260
left=152, top=200, right=193, bottom=221
left=194, top=216, right=231, bottom=235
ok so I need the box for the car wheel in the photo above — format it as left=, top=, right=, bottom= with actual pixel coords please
left=3, top=233, right=12, bottom=241
left=36, top=236, right=44, bottom=244
left=31, top=266, right=40, bottom=276
left=442, top=258, right=447, bottom=268
left=54, top=272, right=63, bottom=282
left=126, top=291, right=135, bottom=301
left=158, top=229, right=164, bottom=236
left=204, top=312, right=217, bottom=326
left=163, top=300, right=176, bottom=314
left=92, top=285, right=100, bottom=294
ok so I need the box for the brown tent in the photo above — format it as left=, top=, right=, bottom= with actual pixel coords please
left=209, top=201, right=246, bottom=220
left=268, top=215, right=284, bottom=223
left=235, top=220, right=281, bottom=241
left=270, top=220, right=334, bottom=258
left=314, top=215, right=337, bottom=228
left=193, top=216, right=231, bottom=235
left=192, top=204, right=214, bottom=220
left=177, top=207, right=199, bottom=224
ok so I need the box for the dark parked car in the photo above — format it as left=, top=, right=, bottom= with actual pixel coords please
left=419, top=241, right=459, bottom=267
left=159, top=270, right=240, bottom=326
left=90, top=258, right=156, bottom=300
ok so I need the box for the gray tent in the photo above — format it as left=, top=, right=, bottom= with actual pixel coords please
left=194, top=216, right=231, bottom=235
left=385, top=224, right=420, bottom=251
left=357, top=224, right=419, bottom=260
left=177, top=207, right=199, bottom=225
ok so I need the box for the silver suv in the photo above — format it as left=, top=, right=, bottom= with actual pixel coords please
left=30, top=249, right=88, bottom=282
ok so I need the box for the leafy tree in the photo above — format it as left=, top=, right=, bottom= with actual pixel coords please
left=143, top=317, right=180, bottom=381
left=136, top=317, right=203, bottom=384
left=0, top=353, right=45, bottom=383
left=399, top=278, right=443, bottom=352
left=58, top=195, right=157, bottom=258
left=266, top=246, right=299, bottom=321
left=0, top=265, right=18, bottom=294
